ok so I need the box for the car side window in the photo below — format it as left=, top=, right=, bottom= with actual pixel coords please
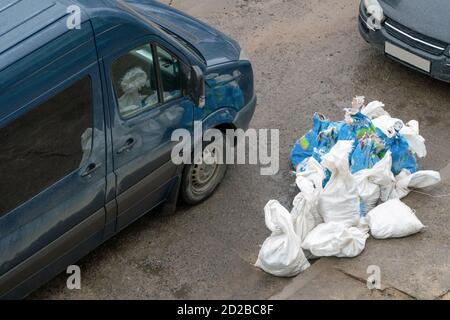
left=111, top=44, right=159, bottom=119
left=156, top=46, right=182, bottom=102
left=0, top=77, right=93, bottom=217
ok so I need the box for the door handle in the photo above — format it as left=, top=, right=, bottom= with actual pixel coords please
left=81, top=162, right=102, bottom=178
left=117, top=138, right=137, bottom=154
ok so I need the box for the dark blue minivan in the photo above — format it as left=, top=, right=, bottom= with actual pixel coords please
left=0, top=0, right=256, bottom=299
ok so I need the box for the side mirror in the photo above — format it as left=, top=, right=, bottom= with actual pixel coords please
left=189, top=65, right=206, bottom=108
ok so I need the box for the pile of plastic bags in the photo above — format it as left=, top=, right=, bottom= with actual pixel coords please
left=255, top=97, right=441, bottom=277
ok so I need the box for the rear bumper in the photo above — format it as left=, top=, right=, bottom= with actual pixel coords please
left=233, top=94, right=257, bottom=130
left=358, top=5, right=450, bottom=83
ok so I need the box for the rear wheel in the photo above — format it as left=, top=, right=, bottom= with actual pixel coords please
left=180, top=134, right=228, bottom=205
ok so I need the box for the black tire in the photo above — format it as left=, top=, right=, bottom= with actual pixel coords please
left=180, top=133, right=228, bottom=205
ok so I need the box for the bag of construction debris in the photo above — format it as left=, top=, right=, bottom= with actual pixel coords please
left=318, top=141, right=361, bottom=227
left=338, top=112, right=376, bottom=142
left=350, top=137, right=381, bottom=174
left=372, top=115, right=427, bottom=159
left=292, top=177, right=323, bottom=242
left=400, top=120, right=427, bottom=158
left=296, top=157, right=326, bottom=190
left=353, top=152, right=395, bottom=216
left=375, top=128, right=417, bottom=176
left=291, top=113, right=342, bottom=171
left=361, top=100, right=389, bottom=120
left=367, top=199, right=425, bottom=239
left=382, top=169, right=441, bottom=201
left=302, top=221, right=369, bottom=258
left=256, top=201, right=310, bottom=277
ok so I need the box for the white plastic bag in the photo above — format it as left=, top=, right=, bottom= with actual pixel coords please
left=256, top=201, right=310, bottom=277
left=296, top=157, right=326, bottom=190
left=408, top=170, right=442, bottom=189
left=302, top=221, right=369, bottom=258
left=400, top=120, right=427, bottom=158
left=361, top=101, right=389, bottom=119
left=292, top=181, right=323, bottom=242
left=318, top=141, right=361, bottom=227
left=354, top=152, right=395, bottom=215
left=290, top=157, right=325, bottom=241
left=372, top=115, right=403, bottom=139
left=367, top=199, right=425, bottom=239
left=385, top=169, right=441, bottom=200
left=372, top=115, right=427, bottom=158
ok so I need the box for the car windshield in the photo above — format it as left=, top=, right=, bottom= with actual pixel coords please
left=158, top=26, right=206, bottom=64
left=115, top=0, right=206, bottom=64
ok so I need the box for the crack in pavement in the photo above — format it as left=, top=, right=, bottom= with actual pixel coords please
left=337, top=269, right=417, bottom=300
left=436, top=289, right=450, bottom=300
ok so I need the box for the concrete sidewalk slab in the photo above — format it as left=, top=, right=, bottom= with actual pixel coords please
left=270, top=259, right=414, bottom=300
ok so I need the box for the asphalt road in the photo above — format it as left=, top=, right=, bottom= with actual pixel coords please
left=33, top=0, right=450, bottom=299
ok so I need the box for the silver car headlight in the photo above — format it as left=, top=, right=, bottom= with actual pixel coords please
left=363, top=0, right=384, bottom=24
